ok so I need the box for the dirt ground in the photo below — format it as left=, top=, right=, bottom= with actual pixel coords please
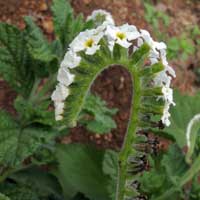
left=0, top=0, right=200, bottom=149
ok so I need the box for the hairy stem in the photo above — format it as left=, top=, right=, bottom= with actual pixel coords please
left=116, top=67, right=141, bottom=200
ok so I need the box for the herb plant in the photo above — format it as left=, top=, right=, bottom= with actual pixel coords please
left=52, top=7, right=176, bottom=200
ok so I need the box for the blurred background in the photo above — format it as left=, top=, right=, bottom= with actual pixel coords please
left=0, top=0, right=200, bottom=149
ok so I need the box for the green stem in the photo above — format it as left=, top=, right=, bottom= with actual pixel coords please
left=116, top=67, right=141, bottom=200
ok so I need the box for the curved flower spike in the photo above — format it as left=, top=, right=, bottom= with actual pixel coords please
left=52, top=10, right=176, bottom=199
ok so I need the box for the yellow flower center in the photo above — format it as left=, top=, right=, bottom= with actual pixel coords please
left=84, top=38, right=94, bottom=47
left=116, top=32, right=126, bottom=40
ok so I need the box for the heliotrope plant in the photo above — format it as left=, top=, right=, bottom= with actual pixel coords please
left=52, top=10, right=176, bottom=200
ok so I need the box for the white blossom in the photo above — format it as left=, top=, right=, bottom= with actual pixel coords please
left=57, top=67, right=75, bottom=86
left=154, top=71, right=172, bottom=87
left=137, top=37, right=144, bottom=47
left=61, top=50, right=81, bottom=69
left=105, top=24, right=140, bottom=51
left=161, top=103, right=171, bottom=126
left=55, top=101, right=65, bottom=116
left=69, top=29, right=104, bottom=55
left=160, top=49, right=176, bottom=78
left=55, top=115, right=63, bottom=121
left=162, top=86, right=175, bottom=106
left=87, top=9, right=115, bottom=26
left=141, top=30, right=166, bottom=53
left=51, top=83, right=69, bottom=102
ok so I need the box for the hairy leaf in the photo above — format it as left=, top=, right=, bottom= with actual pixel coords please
left=54, top=144, right=111, bottom=200
left=10, top=167, right=62, bottom=199
left=0, top=183, right=39, bottom=200
left=0, top=23, right=34, bottom=96
left=0, top=193, right=10, bottom=200
left=161, top=144, right=188, bottom=184
left=139, top=145, right=188, bottom=199
left=103, top=150, right=118, bottom=200
left=24, top=16, right=59, bottom=76
left=51, top=0, right=73, bottom=44
left=0, top=110, right=57, bottom=167
left=79, top=94, right=118, bottom=134
left=190, top=177, right=200, bottom=200
left=14, top=96, right=55, bottom=127
left=51, top=0, right=93, bottom=50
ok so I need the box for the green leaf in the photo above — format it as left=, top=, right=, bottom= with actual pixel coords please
left=161, top=144, right=188, bottom=184
left=54, top=144, right=111, bottom=200
left=10, top=167, right=62, bottom=199
left=14, top=96, right=55, bottom=127
left=24, top=16, right=59, bottom=76
left=190, top=177, right=200, bottom=200
left=103, top=150, right=118, bottom=200
left=0, top=193, right=10, bottom=200
left=79, top=94, right=118, bottom=134
left=0, top=110, right=57, bottom=167
left=139, top=168, right=166, bottom=195
left=0, top=183, right=39, bottom=200
left=139, top=148, right=187, bottom=199
left=0, top=23, right=34, bottom=96
left=51, top=0, right=93, bottom=50
left=103, top=150, right=118, bottom=177
left=165, top=90, right=200, bottom=148
left=51, top=0, right=73, bottom=46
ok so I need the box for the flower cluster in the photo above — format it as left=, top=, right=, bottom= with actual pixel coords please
left=52, top=9, right=175, bottom=126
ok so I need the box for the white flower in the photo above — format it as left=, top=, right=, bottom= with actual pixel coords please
left=87, top=9, right=114, bottom=26
left=162, top=86, right=175, bottom=106
left=154, top=71, right=172, bottom=87
left=69, top=29, right=104, bottom=55
left=54, top=101, right=65, bottom=121
left=150, top=57, right=158, bottom=64
left=137, top=37, right=144, bottom=47
left=160, top=49, right=176, bottom=78
left=105, top=24, right=140, bottom=51
left=55, top=101, right=65, bottom=116
left=57, top=67, right=75, bottom=86
left=61, top=50, right=81, bottom=69
left=161, top=102, right=171, bottom=126
left=140, top=29, right=167, bottom=56
left=51, top=83, right=69, bottom=102
left=55, top=115, right=63, bottom=121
